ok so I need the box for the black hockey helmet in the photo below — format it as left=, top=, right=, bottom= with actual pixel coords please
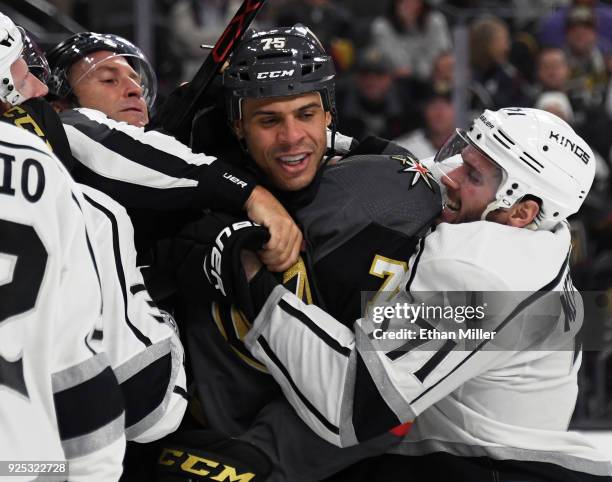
left=46, top=32, right=157, bottom=109
left=223, top=24, right=336, bottom=122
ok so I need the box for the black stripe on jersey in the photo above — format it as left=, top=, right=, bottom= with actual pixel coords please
left=173, top=385, right=189, bottom=401
left=405, top=237, right=426, bottom=293
left=55, top=366, right=124, bottom=440
left=352, top=351, right=401, bottom=441
left=73, top=161, right=205, bottom=210
left=278, top=299, right=351, bottom=357
left=410, top=251, right=571, bottom=406
left=83, top=193, right=152, bottom=347
left=130, top=283, right=146, bottom=295
left=71, top=192, right=103, bottom=315
left=0, top=138, right=51, bottom=157
left=65, top=110, right=200, bottom=182
left=122, top=352, right=172, bottom=428
left=413, top=339, right=457, bottom=382
left=257, top=335, right=340, bottom=435
left=84, top=334, right=96, bottom=356
left=92, top=329, right=104, bottom=341
left=0, top=354, right=28, bottom=398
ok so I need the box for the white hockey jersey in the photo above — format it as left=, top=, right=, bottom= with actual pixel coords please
left=78, top=184, right=187, bottom=442
left=0, top=124, right=125, bottom=481
left=244, top=220, right=612, bottom=477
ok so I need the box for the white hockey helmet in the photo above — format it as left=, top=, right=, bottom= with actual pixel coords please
left=0, top=13, right=49, bottom=106
left=0, top=12, right=24, bottom=105
left=434, top=107, right=596, bottom=230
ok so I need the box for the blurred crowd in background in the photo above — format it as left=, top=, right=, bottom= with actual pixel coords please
left=7, top=0, right=612, bottom=427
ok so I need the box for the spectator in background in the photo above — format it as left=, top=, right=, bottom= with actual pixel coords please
left=563, top=6, right=610, bottom=110
left=169, top=0, right=246, bottom=81
left=536, top=47, right=571, bottom=93
left=469, top=16, right=532, bottom=110
left=395, top=87, right=455, bottom=159
left=431, top=50, right=454, bottom=95
left=336, top=46, right=418, bottom=140
left=539, top=0, right=612, bottom=52
left=370, top=0, right=451, bottom=80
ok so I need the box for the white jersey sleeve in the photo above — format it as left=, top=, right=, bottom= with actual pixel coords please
left=0, top=124, right=125, bottom=480
left=79, top=184, right=187, bottom=443
left=243, top=221, right=612, bottom=476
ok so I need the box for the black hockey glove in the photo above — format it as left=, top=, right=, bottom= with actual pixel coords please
left=202, top=218, right=270, bottom=315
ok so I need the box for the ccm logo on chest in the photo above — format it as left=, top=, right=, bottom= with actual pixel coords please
left=256, top=69, right=295, bottom=80
left=223, top=172, right=248, bottom=188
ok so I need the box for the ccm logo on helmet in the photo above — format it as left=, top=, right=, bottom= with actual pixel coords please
left=256, top=69, right=295, bottom=80
left=548, top=131, right=591, bottom=165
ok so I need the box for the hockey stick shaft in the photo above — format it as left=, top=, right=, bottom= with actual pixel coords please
left=161, top=0, right=267, bottom=137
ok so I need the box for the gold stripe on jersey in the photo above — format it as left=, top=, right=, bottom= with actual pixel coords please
left=3, top=106, right=53, bottom=151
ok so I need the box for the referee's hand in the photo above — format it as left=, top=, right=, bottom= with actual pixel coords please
left=244, top=186, right=302, bottom=272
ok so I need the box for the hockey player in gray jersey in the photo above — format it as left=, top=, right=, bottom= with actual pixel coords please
left=151, top=25, right=441, bottom=482
left=234, top=107, right=612, bottom=481
left=44, top=31, right=301, bottom=271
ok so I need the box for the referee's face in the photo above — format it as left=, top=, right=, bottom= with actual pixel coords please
left=235, top=92, right=331, bottom=191
left=68, top=51, right=149, bottom=127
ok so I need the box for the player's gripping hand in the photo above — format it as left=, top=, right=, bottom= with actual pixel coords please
left=202, top=217, right=270, bottom=315
left=244, top=186, right=302, bottom=272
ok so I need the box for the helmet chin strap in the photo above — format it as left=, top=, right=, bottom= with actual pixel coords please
left=480, top=199, right=539, bottom=230
left=480, top=200, right=502, bottom=222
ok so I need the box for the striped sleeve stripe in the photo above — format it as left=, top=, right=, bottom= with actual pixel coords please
left=61, top=411, right=125, bottom=460
left=352, top=351, right=403, bottom=442
left=257, top=335, right=340, bottom=435
left=83, top=193, right=152, bottom=347
left=54, top=365, right=124, bottom=443
left=278, top=299, right=352, bottom=357
left=63, top=110, right=209, bottom=179
left=173, top=385, right=188, bottom=401
left=130, top=283, right=147, bottom=295
left=121, top=353, right=172, bottom=431
left=73, top=162, right=204, bottom=210
left=52, top=352, right=109, bottom=393
left=0, top=138, right=52, bottom=157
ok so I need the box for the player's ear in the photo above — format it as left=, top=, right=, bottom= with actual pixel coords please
left=507, top=199, right=540, bottom=228
left=325, top=111, right=332, bottom=127
left=233, top=120, right=245, bottom=139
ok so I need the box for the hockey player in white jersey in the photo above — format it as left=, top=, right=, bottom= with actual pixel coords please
left=0, top=13, right=188, bottom=478
left=0, top=15, right=126, bottom=478
left=231, top=107, right=612, bottom=481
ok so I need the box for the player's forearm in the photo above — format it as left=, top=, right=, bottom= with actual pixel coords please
left=243, top=284, right=412, bottom=447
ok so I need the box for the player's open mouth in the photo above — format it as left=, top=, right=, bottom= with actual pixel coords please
left=278, top=153, right=309, bottom=165
left=445, top=199, right=460, bottom=212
